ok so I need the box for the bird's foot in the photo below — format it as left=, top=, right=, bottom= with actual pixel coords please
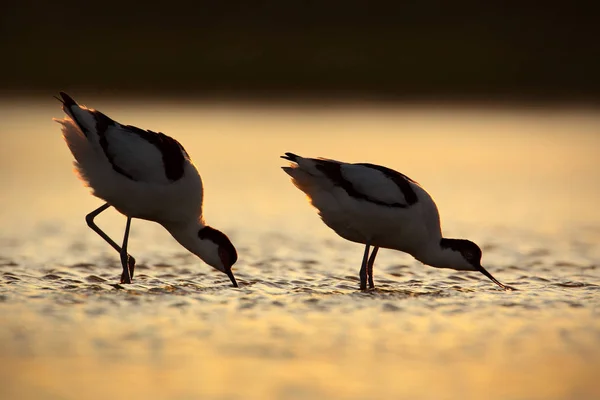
left=120, top=272, right=132, bottom=284
left=359, top=280, right=368, bottom=291
left=120, top=254, right=134, bottom=284
left=128, top=256, right=136, bottom=279
left=368, top=276, right=374, bottom=290
left=359, top=268, right=368, bottom=291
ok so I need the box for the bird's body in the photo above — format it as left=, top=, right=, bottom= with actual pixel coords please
left=54, top=92, right=238, bottom=286
left=61, top=116, right=202, bottom=224
left=281, top=152, right=512, bottom=290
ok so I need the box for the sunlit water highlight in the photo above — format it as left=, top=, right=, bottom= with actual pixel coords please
left=1, top=99, right=599, bottom=399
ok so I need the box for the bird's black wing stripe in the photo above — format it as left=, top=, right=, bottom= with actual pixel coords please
left=122, top=125, right=187, bottom=182
left=356, top=163, right=419, bottom=206
left=59, top=93, right=185, bottom=182
left=315, top=160, right=410, bottom=208
left=89, top=111, right=138, bottom=181
left=63, top=106, right=135, bottom=181
left=83, top=110, right=186, bottom=182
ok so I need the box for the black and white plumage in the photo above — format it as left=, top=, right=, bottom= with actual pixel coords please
left=54, top=92, right=238, bottom=286
left=281, top=152, right=513, bottom=291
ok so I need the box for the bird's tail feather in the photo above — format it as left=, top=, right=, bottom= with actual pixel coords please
left=55, top=92, right=98, bottom=138
left=280, top=152, right=300, bottom=163
left=55, top=118, right=96, bottom=188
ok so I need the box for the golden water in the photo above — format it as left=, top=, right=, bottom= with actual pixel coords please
left=1, top=98, right=599, bottom=399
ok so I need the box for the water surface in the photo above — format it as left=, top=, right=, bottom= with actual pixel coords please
left=1, top=99, right=599, bottom=399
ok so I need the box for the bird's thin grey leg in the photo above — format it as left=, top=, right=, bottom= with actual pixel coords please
left=359, top=243, right=371, bottom=290
left=367, top=246, right=379, bottom=289
left=85, top=203, right=135, bottom=282
left=119, top=217, right=133, bottom=284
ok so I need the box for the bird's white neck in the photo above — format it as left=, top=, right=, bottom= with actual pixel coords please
left=413, top=239, right=472, bottom=271
left=162, top=219, right=234, bottom=276
left=163, top=219, right=202, bottom=247
left=161, top=219, right=218, bottom=266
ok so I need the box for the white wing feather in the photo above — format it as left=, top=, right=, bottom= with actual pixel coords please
left=340, top=164, right=409, bottom=206
left=101, top=124, right=172, bottom=184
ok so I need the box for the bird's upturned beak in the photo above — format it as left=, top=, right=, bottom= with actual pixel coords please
left=226, top=268, right=238, bottom=287
left=477, top=265, right=516, bottom=291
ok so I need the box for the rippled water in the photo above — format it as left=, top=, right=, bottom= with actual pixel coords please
left=1, top=99, right=599, bottom=399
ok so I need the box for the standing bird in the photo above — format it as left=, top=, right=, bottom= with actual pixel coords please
left=281, top=152, right=513, bottom=291
left=54, top=92, right=238, bottom=286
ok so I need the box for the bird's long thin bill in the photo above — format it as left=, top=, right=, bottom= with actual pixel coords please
left=478, top=266, right=516, bottom=291
left=226, top=269, right=238, bottom=288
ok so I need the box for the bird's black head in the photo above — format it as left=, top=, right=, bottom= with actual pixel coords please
left=440, top=238, right=514, bottom=290
left=198, top=226, right=238, bottom=287
left=440, top=238, right=482, bottom=269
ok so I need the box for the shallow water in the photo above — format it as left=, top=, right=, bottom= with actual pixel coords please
left=1, top=99, right=600, bottom=399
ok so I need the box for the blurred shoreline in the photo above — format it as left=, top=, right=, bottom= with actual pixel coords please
left=2, top=89, right=600, bottom=111
left=3, top=2, right=598, bottom=111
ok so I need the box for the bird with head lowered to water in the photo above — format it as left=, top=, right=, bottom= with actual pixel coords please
left=54, top=92, right=238, bottom=287
left=281, top=152, right=514, bottom=291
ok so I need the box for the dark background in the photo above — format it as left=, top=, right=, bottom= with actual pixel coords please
left=2, top=1, right=598, bottom=102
